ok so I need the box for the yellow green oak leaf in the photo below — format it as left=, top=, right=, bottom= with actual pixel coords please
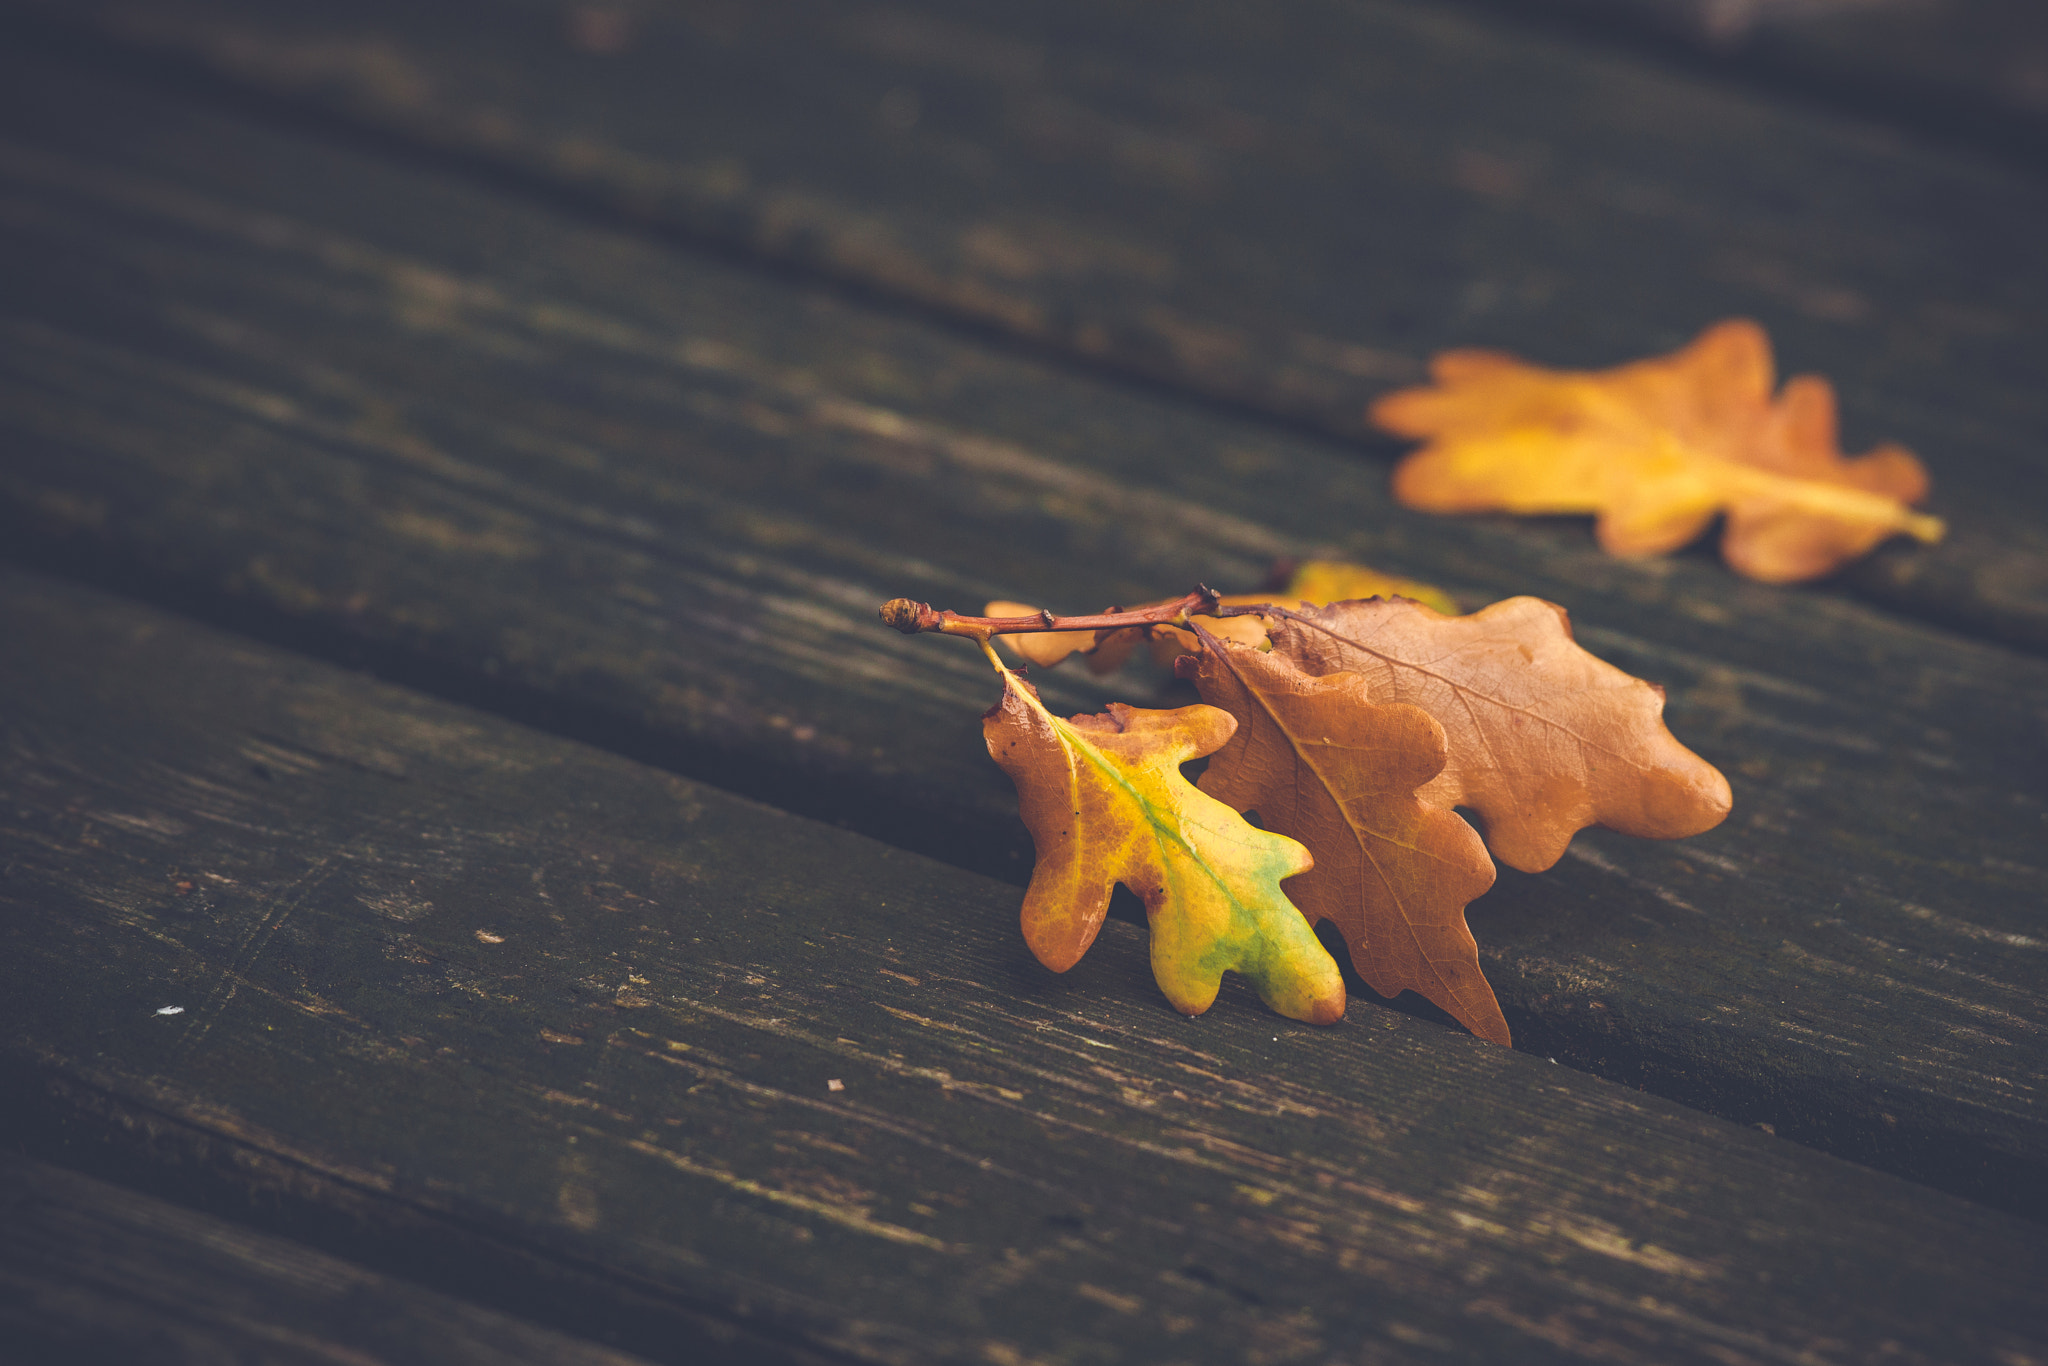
left=981, top=665, right=1345, bottom=1025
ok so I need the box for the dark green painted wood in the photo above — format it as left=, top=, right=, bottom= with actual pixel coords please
left=4, top=0, right=2045, bottom=653
left=4, top=569, right=2046, bottom=1365
left=0, top=49, right=2043, bottom=1220
left=0, top=1154, right=660, bottom=1365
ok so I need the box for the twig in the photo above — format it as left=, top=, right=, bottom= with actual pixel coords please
left=878, top=587, right=1244, bottom=642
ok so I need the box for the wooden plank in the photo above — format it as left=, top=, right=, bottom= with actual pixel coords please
left=4, top=0, right=2045, bottom=653
left=0, top=48, right=2042, bottom=1222
left=1494, top=0, right=1881, bottom=47
left=1489, top=0, right=2048, bottom=160
left=3, top=567, right=2046, bottom=1365
left=0, top=1154, right=659, bottom=1365
left=1737, top=0, right=2048, bottom=130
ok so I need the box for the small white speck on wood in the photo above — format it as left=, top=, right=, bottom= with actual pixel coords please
left=827, top=1079, right=845, bottom=1092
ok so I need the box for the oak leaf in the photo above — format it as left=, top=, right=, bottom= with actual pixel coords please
left=1179, top=632, right=1506, bottom=1044
left=983, top=668, right=1344, bottom=1024
left=988, top=560, right=1455, bottom=673
left=1373, top=320, right=1944, bottom=582
left=1269, top=596, right=1731, bottom=874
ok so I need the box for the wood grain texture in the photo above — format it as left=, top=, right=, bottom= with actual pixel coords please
left=3, top=568, right=2046, bottom=1366
left=0, top=1154, right=660, bottom=1366
left=1738, top=0, right=2048, bottom=137
left=1492, top=0, right=2048, bottom=157
left=0, top=50, right=2042, bottom=1220
left=4, top=0, right=2044, bottom=653
left=1507, top=0, right=1900, bottom=47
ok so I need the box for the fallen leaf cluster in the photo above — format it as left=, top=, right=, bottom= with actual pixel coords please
left=881, top=569, right=1731, bottom=1045
left=1374, top=320, right=1943, bottom=583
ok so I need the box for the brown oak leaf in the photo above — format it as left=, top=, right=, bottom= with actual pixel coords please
left=1178, top=632, right=1507, bottom=1044
left=1373, top=319, right=1943, bottom=583
left=1269, top=596, right=1731, bottom=874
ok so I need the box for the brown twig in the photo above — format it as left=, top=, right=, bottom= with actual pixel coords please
left=878, top=587, right=1248, bottom=641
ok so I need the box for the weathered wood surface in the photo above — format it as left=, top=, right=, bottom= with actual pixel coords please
left=1, top=47, right=2043, bottom=1220
left=0, top=1154, right=659, bottom=1366
left=1737, top=0, right=2048, bottom=139
left=3, top=569, right=2045, bottom=1365
left=1503, top=0, right=2048, bottom=161
left=6, top=0, right=2045, bottom=654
